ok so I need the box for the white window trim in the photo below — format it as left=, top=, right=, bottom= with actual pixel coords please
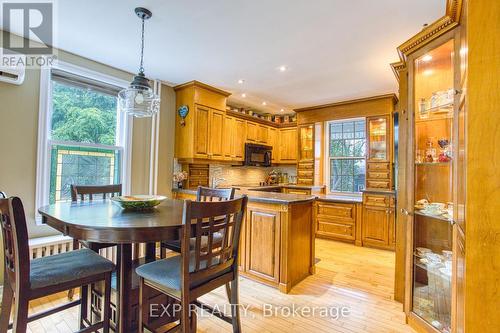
left=35, top=61, right=133, bottom=223
left=324, top=117, right=366, bottom=196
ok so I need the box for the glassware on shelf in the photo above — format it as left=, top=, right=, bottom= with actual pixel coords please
left=368, top=116, right=388, bottom=160
left=419, top=98, right=429, bottom=119
left=425, top=138, right=437, bottom=162
left=416, top=149, right=424, bottom=163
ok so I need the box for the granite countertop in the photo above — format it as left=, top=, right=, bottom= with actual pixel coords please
left=232, top=183, right=326, bottom=191
left=172, top=188, right=316, bottom=204
left=315, top=194, right=363, bottom=203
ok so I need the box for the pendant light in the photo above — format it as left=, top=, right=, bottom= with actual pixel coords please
left=118, top=7, right=160, bottom=117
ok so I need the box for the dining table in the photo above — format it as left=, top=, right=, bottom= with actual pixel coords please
left=38, top=198, right=186, bottom=333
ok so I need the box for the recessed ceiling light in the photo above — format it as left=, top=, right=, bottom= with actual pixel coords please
left=262, top=101, right=267, bottom=106
left=280, top=109, right=285, bottom=112
left=241, top=93, right=246, bottom=98
left=279, top=65, right=287, bottom=72
left=423, top=69, right=434, bottom=76
left=238, top=79, right=245, bottom=84
left=422, top=54, right=433, bottom=62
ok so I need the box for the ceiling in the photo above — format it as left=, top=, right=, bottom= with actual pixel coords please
left=4, top=0, right=445, bottom=113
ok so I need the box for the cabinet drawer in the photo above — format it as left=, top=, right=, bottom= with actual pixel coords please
left=298, top=169, right=314, bottom=177
left=316, top=202, right=355, bottom=221
left=298, top=162, right=314, bottom=169
left=363, top=194, right=394, bottom=207
left=284, top=188, right=311, bottom=195
left=317, top=219, right=355, bottom=240
left=367, top=162, right=390, bottom=171
left=297, top=178, right=313, bottom=185
left=367, top=171, right=390, bottom=180
left=367, top=179, right=390, bottom=189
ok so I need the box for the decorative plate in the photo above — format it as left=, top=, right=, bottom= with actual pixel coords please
left=111, top=195, right=167, bottom=210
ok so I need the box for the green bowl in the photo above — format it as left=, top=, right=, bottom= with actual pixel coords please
left=111, top=195, right=167, bottom=210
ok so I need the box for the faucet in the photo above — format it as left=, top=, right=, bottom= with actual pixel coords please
left=211, top=176, right=226, bottom=188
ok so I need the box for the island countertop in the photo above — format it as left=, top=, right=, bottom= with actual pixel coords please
left=172, top=188, right=316, bottom=204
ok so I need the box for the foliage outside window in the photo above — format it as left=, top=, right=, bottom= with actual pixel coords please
left=48, top=76, right=122, bottom=203
left=328, top=119, right=366, bottom=193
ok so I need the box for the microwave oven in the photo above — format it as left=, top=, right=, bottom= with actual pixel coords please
left=244, top=143, right=272, bottom=167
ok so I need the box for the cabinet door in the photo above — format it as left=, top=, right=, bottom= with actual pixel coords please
left=245, top=208, right=280, bottom=283
left=315, top=202, right=356, bottom=242
left=209, top=109, right=225, bottom=160
left=268, top=127, right=279, bottom=161
left=222, top=115, right=234, bottom=160
left=257, top=125, right=268, bottom=144
left=362, top=206, right=389, bottom=247
left=233, top=118, right=246, bottom=161
left=279, top=128, right=297, bottom=162
left=193, top=105, right=210, bottom=158
left=246, top=122, right=258, bottom=142
left=367, top=115, right=390, bottom=161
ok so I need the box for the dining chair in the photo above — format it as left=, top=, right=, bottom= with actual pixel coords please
left=0, top=192, right=6, bottom=199
left=70, top=184, right=122, bottom=252
left=160, top=186, right=236, bottom=254
left=0, top=196, right=115, bottom=333
left=136, top=195, right=248, bottom=333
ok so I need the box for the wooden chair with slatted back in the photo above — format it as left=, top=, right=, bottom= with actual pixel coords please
left=0, top=196, right=114, bottom=333
left=70, top=184, right=122, bottom=251
left=161, top=186, right=235, bottom=254
left=136, top=195, right=248, bottom=333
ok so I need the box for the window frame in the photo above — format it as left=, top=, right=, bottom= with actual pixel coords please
left=35, top=61, right=132, bottom=222
left=324, top=117, right=367, bottom=196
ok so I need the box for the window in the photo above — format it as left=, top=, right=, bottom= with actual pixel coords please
left=36, top=62, right=131, bottom=211
left=327, top=118, right=366, bottom=194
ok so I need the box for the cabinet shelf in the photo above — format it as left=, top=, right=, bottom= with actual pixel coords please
left=414, top=210, right=454, bottom=224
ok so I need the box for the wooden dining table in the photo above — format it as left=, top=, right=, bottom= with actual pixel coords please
left=38, top=199, right=186, bottom=333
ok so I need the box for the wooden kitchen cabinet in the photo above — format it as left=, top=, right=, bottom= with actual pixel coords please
left=267, top=127, right=279, bottom=162
left=361, top=192, right=395, bottom=250
left=246, top=121, right=258, bottom=142
left=233, top=118, right=246, bottom=161
left=279, top=128, right=297, bottom=163
left=222, top=115, right=234, bottom=160
left=257, top=124, right=269, bottom=144
left=244, top=207, right=281, bottom=284
left=209, top=108, right=225, bottom=160
left=315, top=201, right=357, bottom=243
left=193, top=105, right=210, bottom=158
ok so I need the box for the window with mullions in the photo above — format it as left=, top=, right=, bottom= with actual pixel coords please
left=328, top=119, right=366, bottom=193
left=47, top=69, right=125, bottom=203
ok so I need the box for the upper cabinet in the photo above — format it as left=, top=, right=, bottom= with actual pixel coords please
left=174, top=80, right=297, bottom=164
left=279, top=128, right=297, bottom=163
left=367, top=115, right=389, bottom=161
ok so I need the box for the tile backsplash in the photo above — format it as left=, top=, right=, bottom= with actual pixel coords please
left=210, top=164, right=297, bottom=186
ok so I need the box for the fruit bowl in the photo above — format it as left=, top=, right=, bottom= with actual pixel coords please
left=111, top=195, right=167, bottom=210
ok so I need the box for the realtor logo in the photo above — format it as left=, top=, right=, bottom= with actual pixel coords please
left=2, top=1, right=53, bottom=54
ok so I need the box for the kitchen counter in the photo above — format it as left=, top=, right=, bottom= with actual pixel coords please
left=315, top=194, right=363, bottom=203
left=172, top=188, right=316, bottom=204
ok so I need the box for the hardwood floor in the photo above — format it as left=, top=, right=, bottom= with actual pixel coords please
left=12, top=239, right=415, bottom=333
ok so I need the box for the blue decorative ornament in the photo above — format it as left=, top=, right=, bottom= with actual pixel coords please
left=178, top=105, right=189, bottom=126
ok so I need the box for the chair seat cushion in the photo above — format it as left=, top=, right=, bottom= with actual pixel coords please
left=162, top=232, right=224, bottom=253
left=135, top=254, right=231, bottom=299
left=30, top=248, right=115, bottom=290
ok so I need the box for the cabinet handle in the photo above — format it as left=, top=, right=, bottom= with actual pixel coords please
left=400, top=208, right=412, bottom=216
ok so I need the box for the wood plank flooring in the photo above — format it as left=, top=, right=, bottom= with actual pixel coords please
left=12, top=239, right=415, bottom=333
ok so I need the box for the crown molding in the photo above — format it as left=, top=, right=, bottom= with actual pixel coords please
left=390, top=0, right=462, bottom=79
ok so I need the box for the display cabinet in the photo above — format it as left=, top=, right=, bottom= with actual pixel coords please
left=405, top=32, right=459, bottom=333
left=297, top=124, right=314, bottom=184
left=366, top=115, right=392, bottom=190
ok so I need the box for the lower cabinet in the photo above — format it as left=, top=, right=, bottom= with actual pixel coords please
left=244, top=207, right=281, bottom=284
left=314, top=201, right=357, bottom=243
left=361, top=192, right=395, bottom=250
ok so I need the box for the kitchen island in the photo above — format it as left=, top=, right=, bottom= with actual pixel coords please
left=172, top=188, right=316, bottom=293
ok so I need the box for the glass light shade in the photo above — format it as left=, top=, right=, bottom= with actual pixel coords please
left=118, top=86, right=160, bottom=118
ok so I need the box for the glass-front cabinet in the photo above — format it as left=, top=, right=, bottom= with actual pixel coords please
left=367, top=116, right=389, bottom=161
left=408, top=34, right=457, bottom=333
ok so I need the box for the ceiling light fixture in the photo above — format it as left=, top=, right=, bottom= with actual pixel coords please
left=279, top=65, right=287, bottom=72
left=262, top=102, right=267, bottom=106
left=118, top=7, right=160, bottom=118
left=422, top=54, right=433, bottom=62
left=241, top=93, right=247, bottom=98
left=238, top=79, right=245, bottom=84
left=280, top=109, right=285, bottom=112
